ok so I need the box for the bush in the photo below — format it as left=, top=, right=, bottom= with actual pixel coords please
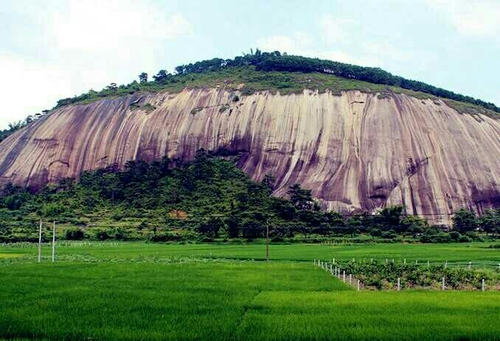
left=65, top=228, right=85, bottom=240
left=94, top=230, right=110, bottom=241
left=449, top=231, right=461, bottom=241
left=148, top=232, right=183, bottom=242
left=458, top=235, right=472, bottom=243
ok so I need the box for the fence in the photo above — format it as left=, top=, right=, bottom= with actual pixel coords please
left=313, top=258, right=499, bottom=291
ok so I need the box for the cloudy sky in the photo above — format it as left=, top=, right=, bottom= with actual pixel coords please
left=0, top=0, right=499, bottom=129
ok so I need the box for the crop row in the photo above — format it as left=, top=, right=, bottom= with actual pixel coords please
left=316, top=259, right=500, bottom=290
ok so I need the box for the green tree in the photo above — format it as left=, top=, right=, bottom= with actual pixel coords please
left=139, top=72, right=148, bottom=83
left=288, top=184, right=313, bottom=210
left=197, top=217, right=225, bottom=238
left=479, top=209, right=500, bottom=234
left=261, top=174, right=276, bottom=193
left=378, top=205, right=406, bottom=231
left=401, top=215, right=428, bottom=233
left=452, top=209, right=478, bottom=234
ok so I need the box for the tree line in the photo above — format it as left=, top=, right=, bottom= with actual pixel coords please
left=0, top=151, right=498, bottom=243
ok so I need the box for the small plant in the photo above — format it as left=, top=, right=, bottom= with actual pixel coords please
left=218, top=104, right=230, bottom=113
left=141, top=103, right=157, bottom=113
left=190, top=107, right=203, bottom=115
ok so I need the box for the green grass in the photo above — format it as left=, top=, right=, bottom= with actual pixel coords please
left=1, top=242, right=499, bottom=340
left=0, top=253, right=23, bottom=259
left=236, top=291, right=500, bottom=340
left=3, top=242, right=499, bottom=266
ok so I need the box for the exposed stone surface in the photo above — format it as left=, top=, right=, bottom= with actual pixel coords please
left=1, top=89, right=499, bottom=224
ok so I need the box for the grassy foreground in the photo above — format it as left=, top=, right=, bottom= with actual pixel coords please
left=1, top=242, right=499, bottom=340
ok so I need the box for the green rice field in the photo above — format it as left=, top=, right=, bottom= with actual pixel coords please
left=1, top=242, right=499, bottom=340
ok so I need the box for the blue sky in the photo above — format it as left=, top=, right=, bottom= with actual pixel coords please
left=0, top=0, right=499, bottom=129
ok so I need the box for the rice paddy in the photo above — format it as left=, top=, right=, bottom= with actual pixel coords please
left=1, top=242, right=499, bottom=340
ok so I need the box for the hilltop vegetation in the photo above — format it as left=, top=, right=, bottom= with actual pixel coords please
left=0, top=151, right=498, bottom=243
left=2, top=51, right=496, bottom=145
left=0, top=121, right=29, bottom=144
left=54, top=50, right=499, bottom=115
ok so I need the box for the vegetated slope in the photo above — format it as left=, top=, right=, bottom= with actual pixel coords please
left=1, top=84, right=499, bottom=224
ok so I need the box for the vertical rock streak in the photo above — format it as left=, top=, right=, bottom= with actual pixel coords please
left=0, top=89, right=498, bottom=223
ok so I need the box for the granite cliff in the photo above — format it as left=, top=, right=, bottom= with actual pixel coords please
left=1, top=88, right=499, bottom=224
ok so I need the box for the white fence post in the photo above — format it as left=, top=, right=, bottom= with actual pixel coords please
left=38, top=219, right=42, bottom=263
left=441, top=277, right=445, bottom=290
left=357, top=280, right=360, bottom=291
left=52, top=221, right=56, bottom=262
left=397, top=278, right=401, bottom=291
left=481, top=279, right=485, bottom=292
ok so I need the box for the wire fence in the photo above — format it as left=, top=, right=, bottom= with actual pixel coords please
left=314, top=258, right=500, bottom=291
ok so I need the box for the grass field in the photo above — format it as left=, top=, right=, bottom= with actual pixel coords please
left=2, top=242, right=499, bottom=267
left=1, top=242, right=499, bottom=340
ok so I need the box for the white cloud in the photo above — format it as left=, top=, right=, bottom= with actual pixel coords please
left=257, top=32, right=313, bottom=53
left=257, top=35, right=296, bottom=52
left=363, top=41, right=413, bottom=62
left=256, top=30, right=374, bottom=66
left=0, top=1, right=193, bottom=130
left=362, top=41, right=437, bottom=71
left=319, top=15, right=357, bottom=44
left=424, top=0, right=500, bottom=37
left=52, top=1, right=192, bottom=51
left=0, top=55, right=71, bottom=129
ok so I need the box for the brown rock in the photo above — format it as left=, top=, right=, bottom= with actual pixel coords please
left=1, top=89, right=499, bottom=224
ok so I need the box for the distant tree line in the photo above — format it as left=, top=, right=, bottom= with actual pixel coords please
left=0, top=151, right=498, bottom=243
left=54, top=49, right=499, bottom=113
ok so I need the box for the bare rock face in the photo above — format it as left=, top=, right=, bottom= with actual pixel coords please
left=1, top=89, right=499, bottom=224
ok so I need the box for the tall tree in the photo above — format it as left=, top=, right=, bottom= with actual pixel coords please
left=452, top=209, right=478, bottom=233
left=287, top=184, right=313, bottom=210
left=139, top=72, right=148, bottom=83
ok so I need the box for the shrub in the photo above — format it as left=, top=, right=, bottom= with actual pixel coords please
left=458, top=235, right=472, bottom=243
left=449, top=231, right=461, bottom=241
left=94, top=230, right=110, bottom=241
left=65, top=228, right=85, bottom=240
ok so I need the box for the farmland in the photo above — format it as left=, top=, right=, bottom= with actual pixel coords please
left=1, top=242, right=499, bottom=340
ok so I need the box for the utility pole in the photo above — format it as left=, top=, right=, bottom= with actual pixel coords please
left=266, top=218, right=269, bottom=262
left=38, top=219, right=42, bottom=262
left=52, top=221, right=56, bottom=262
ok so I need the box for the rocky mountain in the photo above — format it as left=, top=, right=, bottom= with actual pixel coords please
left=1, top=86, right=499, bottom=225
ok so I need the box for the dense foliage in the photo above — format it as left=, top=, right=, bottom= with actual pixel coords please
left=327, top=260, right=499, bottom=290
left=54, top=50, right=499, bottom=114
left=0, top=152, right=498, bottom=243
